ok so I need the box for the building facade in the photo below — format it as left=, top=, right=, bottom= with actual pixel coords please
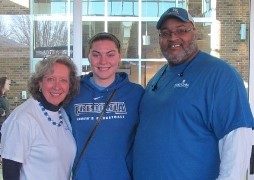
left=0, top=0, right=251, bottom=109
left=0, top=0, right=253, bottom=178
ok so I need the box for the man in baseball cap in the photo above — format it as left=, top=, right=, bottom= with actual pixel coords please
left=133, top=6, right=254, bottom=180
left=156, top=7, right=195, bottom=29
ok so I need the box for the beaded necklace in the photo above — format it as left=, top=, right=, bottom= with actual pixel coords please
left=39, top=102, right=63, bottom=127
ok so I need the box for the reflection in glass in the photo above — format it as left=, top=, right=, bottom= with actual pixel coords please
left=141, top=21, right=162, bottom=59
left=34, top=21, right=72, bottom=57
left=142, top=0, right=186, bottom=17
left=119, top=61, right=139, bottom=83
left=83, top=0, right=105, bottom=16
left=141, top=61, right=166, bottom=86
left=82, top=21, right=104, bottom=58
left=82, top=21, right=140, bottom=59
left=109, top=21, right=138, bottom=59
left=33, top=0, right=73, bottom=15
left=82, top=0, right=139, bottom=17
left=108, top=0, right=138, bottom=16
left=188, top=0, right=213, bottom=17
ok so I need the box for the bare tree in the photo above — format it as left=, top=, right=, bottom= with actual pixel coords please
left=35, top=20, right=68, bottom=48
left=7, top=15, right=71, bottom=56
left=9, top=15, right=30, bottom=45
left=9, top=15, right=69, bottom=47
left=0, top=16, right=12, bottom=37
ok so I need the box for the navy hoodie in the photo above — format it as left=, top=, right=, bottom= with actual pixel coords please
left=65, top=72, right=144, bottom=180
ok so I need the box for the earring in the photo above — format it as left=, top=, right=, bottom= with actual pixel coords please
left=39, top=87, right=42, bottom=92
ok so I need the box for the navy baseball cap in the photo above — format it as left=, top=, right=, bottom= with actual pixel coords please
left=156, top=7, right=194, bottom=29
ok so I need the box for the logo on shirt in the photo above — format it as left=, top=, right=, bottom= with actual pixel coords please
left=93, top=96, right=103, bottom=100
left=174, top=80, right=189, bottom=88
left=74, top=102, right=127, bottom=116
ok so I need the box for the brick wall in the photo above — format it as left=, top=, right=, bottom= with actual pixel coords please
left=0, top=0, right=29, bottom=14
left=0, top=38, right=30, bottom=110
left=217, top=0, right=249, bottom=82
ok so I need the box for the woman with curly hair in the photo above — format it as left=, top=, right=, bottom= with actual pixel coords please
left=1, top=55, right=79, bottom=180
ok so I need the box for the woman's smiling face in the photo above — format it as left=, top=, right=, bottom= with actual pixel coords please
left=88, top=40, right=121, bottom=87
left=39, top=63, right=70, bottom=106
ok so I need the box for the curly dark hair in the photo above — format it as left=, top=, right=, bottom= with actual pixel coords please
left=28, top=55, right=79, bottom=105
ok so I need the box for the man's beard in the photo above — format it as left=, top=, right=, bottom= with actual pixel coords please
left=161, top=38, right=198, bottom=65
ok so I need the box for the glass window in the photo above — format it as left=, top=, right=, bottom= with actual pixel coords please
left=83, top=0, right=105, bottom=16
left=82, top=21, right=139, bottom=59
left=34, top=0, right=73, bottom=15
left=108, top=21, right=139, bottom=59
left=82, top=21, right=104, bottom=58
left=142, top=0, right=187, bottom=17
left=195, top=22, right=211, bottom=53
left=34, top=20, right=72, bottom=58
left=119, top=61, right=139, bottom=82
left=108, top=0, right=138, bottom=16
left=141, top=61, right=166, bottom=86
left=188, top=0, right=212, bottom=17
left=141, top=21, right=161, bottom=59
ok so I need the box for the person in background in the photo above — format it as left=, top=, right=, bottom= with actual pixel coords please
left=1, top=55, right=79, bottom=180
left=0, top=77, right=11, bottom=141
left=133, top=7, right=254, bottom=180
left=65, top=32, right=144, bottom=180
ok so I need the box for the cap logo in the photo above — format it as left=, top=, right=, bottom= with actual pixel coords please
left=156, top=7, right=195, bottom=29
left=171, top=8, right=179, bottom=14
